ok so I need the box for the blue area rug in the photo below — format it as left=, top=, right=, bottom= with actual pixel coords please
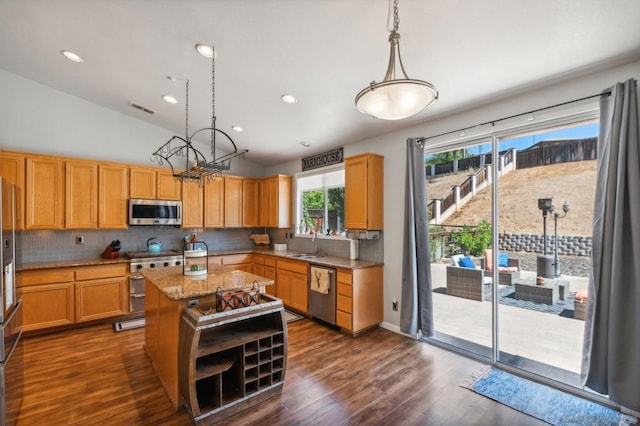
left=462, top=366, right=632, bottom=426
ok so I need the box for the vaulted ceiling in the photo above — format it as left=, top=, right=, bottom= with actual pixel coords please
left=1, top=0, right=639, bottom=166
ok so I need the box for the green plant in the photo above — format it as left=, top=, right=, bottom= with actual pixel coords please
left=449, top=220, right=492, bottom=257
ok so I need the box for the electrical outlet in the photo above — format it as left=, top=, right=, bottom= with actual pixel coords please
left=76, top=235, right=85, bottom=245
left=392, top=298, right=398, bottom=311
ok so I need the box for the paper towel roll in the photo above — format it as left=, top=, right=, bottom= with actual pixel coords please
left=349, top=239, right=359, bottom=260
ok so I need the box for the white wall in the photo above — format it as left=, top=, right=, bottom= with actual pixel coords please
left=0, top=69, right=265, bottom=177
left=267, top=59, right=640, bottom=330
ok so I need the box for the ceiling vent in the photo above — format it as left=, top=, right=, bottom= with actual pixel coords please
left=128, top=101, right=156, bottom=115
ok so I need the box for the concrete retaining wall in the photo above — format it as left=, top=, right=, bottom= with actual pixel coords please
left=499, top=233, right=592, bottom=256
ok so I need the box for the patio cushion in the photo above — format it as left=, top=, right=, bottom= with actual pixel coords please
left=498, top=252, right=509, bottom=268
left=451, top=254, right=465, bottom=267
left=576, top=289, right=589, bottom=302
left=484, top=249, right=494, bottom=270
left=459, top=256, right=476, bottom=268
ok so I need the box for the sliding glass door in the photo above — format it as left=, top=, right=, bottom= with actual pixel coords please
left=427, top=121, right=598, bottom=388
left=428, top=140, right=493, bottom=358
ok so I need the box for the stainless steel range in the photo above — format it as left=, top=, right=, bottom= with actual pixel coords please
left=126, top=251, right=183, bottom=312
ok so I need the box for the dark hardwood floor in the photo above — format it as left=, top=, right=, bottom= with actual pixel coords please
left=18, top=319, right=546, bottom=425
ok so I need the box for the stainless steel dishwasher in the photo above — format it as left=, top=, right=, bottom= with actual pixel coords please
left=308, top=265, right=337, bottom=325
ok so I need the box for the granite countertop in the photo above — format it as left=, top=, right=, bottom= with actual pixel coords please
left=259, top=250, right=383, bottom=269
left=141, top=265, right=274, bottom=301
left=17, top=256, right=130, bottom=272
left=17, top=248, right=383, bottom=272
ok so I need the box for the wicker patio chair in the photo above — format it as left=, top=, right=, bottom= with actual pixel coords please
left=446, top=265, right=492, bottom=301
left=479, top=249, right=521, bottom=285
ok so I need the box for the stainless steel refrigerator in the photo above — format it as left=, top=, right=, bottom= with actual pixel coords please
left=0, top=178, right=22, bottom=426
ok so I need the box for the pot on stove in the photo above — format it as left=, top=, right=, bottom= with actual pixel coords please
left=147, top=238, right=162, bottom=253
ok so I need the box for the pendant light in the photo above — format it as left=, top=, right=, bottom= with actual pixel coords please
left=151, top=44, right=248, bottom=185
left=355, top=0, right=438, bottom=120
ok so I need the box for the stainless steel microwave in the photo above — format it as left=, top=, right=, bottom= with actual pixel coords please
left=128, top=199, right=182, bottom=226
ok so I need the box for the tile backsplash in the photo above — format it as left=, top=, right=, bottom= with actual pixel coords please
left=17, top=227, right=384, bottom=264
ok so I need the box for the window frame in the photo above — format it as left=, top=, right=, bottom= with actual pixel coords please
left=294, top=164, right=348, bottom=240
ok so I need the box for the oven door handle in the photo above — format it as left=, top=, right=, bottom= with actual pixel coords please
left=130, top=293, right=146, bottom=298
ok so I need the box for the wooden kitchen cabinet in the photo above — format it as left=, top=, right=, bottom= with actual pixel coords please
left=74, top=264, right=128, bottom=322
left=242, top=178, right=260, bottom=227
left=157, top=170, right=182, bottom=200
left=130, top=166, right=182, bottom=201
left=0, top=151, right=26, bottom=230
left=17, top=268, right=75, bottom=332
left=26, top=156, right=65, bottom=229
left=224, top=176, right=243, bottom=227
left=335, top=266, right=383, bottom=336
left=276, top=259, right=307, bottom=313
left=98, top=163, right=129, bottom=229
left=65, top=160, right=98, bottom=229
left=259, top=175, right=292, bottom=228
left=344, top=153, right=383, bottom=230
left=252, top=253, right=277, bottom=296
left=18, top=263, right=129, bottom=332
left=203, top=177, right=224, bottom=227
left=182, top=181, right=204, bottom=228
left=129, top=166, right=157, bottom=199
left=263, top=256, right=277, bottom=297
left=210, top=253, right=253, bottom=273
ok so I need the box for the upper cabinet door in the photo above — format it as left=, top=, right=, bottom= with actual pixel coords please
left=242, top=178, right=259, bottom=227
left=129, top=167, right=156, bottom=199
left=0, top=152, right=26, bottom=230
left=156, top=170, right=182, bottom=200
left=344, top=153, right=383, bottom=230
left=204, top=177, right=224, bottom=228
left=26, top=157, right=65, bottom=229
left=182, top=181, right=203, bottom=228
left=224, top=176, right=243, bottom=228
left=98, top=163, right=129, bottom=229
left=259, top=175, right=292, bottom=228
left=65, top=161, right=98, bottom=229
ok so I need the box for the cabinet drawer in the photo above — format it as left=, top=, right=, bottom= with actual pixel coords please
left=337, top=283, right=352, bottom=297
left=19, top=268, right=74, bottom=287
left=277, top=259, right=308, bottom=274
left=337, top=295, right=352, bottom=313
left=337, top=270, right=352, bottom=285
left=253, top=254, right=265, bottom=265
left=222, top=254, right=253, bottom=265
left=336, top=310, right=351, bottom=330
left=264, top=256, right=277, bottom=267
left=75, top=264, right=128, bottom=281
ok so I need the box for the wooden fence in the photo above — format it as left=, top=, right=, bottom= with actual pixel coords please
left=516, top=138, right=597, bottom=169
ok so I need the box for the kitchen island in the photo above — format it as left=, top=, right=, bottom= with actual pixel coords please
left=142, top=265, right=277, bottom=410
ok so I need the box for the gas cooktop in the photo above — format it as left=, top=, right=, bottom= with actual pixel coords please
left=125, top=250, right=182, bottom=259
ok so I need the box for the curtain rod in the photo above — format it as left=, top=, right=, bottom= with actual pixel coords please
left=417, top=90, right=612, bottom=143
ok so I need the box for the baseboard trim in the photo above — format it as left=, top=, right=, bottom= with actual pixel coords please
left=379, top=321, right=418, bottom=339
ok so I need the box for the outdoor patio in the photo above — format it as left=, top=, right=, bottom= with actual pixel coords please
left=430, top=262, right=588, bottom=375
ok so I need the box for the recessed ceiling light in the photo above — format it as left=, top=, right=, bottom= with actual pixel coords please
left=300, top=141, right=311, bottom=147
left=281, top=94, right=297, bottom=104
left=195, top=44, right=215, bottom=58
left=231, top=125, right=243, bottom=133
left=162, top=95, right=178, bottom=104
left=61, top=50, right=83, bottom=63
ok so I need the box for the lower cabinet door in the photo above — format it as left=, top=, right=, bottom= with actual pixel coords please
left=20, top=282, right=75, bottom=332
left=75, top=277, right=128, bottom=322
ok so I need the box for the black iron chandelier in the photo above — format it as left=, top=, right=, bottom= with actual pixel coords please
left=151, top=45, right=248, bottom=185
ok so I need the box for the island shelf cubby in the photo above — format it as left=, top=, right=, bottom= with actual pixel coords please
left=179, top=294, right=287, bottom=425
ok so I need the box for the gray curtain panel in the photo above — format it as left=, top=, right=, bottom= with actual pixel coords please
left=400, top=138, right=433, bottom=336
left=582, top=78, right=640, bottom=412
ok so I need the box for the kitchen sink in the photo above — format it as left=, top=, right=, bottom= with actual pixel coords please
left=285, top=253, right=326, bottom=260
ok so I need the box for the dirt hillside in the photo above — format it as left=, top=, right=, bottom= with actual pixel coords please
left=428, top=160, right=597, bottom=236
